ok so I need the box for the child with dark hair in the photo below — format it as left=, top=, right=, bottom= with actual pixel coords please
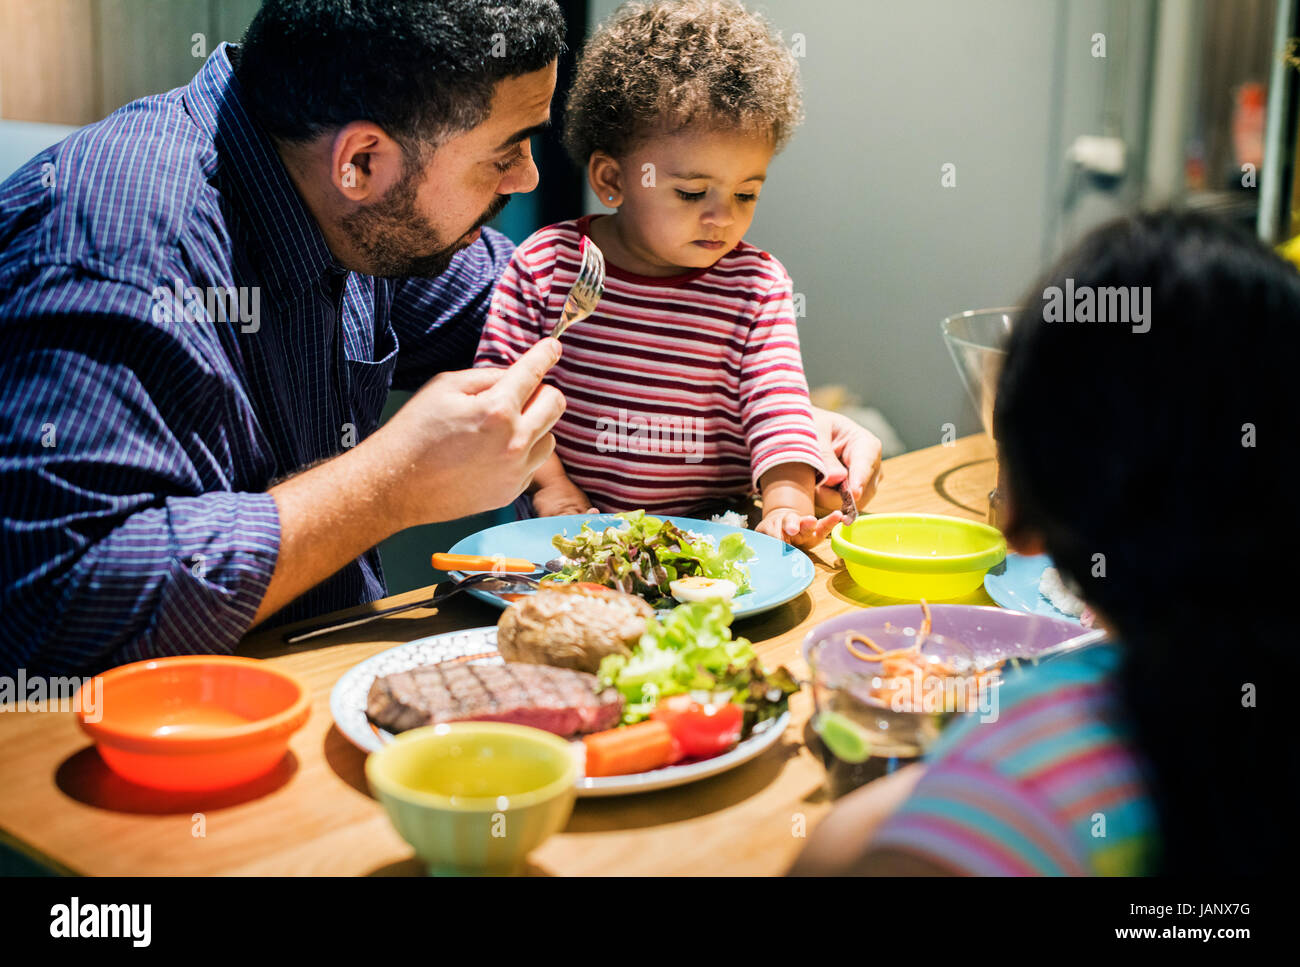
left=792, top=210, right=1297, bottom=875
left=475, top=0, right=842, bottom=546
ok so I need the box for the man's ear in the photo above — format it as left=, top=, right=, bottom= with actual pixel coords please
left=329, top=121, right=404, bottom=202
left=588, top=151, right=624, bottom=207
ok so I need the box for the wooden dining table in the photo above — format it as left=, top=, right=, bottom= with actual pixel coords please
left=0, top=433, right=998, bottom=876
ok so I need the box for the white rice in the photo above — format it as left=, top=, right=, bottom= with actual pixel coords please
left=1038, top=566, right=1086, bottom=617
left=709, top=510, right=749, bottom=530
left=685, top=528, right=717, bottom=548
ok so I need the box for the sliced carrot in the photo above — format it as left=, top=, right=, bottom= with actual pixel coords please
left=583, top=720, right=677, bottom=777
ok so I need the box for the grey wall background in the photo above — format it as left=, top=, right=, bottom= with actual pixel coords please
left=587, top=0, right=1153, bottom=448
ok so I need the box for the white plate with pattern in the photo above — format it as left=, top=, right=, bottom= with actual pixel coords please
left=331, top=627, right=791, bottom=797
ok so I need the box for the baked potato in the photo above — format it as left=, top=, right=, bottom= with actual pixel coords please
left=496, top=584, right=654, bottom=673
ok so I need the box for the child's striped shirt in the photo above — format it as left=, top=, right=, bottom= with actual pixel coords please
left=474, top=215, right=824, bottom=515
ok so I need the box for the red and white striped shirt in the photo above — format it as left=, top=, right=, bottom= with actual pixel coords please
left=474, top=215, right=824, bottom=516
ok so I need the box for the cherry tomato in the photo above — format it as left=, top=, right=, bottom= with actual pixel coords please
left=651, top=695, right=743, bottom=759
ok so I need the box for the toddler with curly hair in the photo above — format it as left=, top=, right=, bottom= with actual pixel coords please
left=475, top=0, right=839, bottom=546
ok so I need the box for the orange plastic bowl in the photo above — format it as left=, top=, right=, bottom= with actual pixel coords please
left=77, top=655, right=310, bottom=791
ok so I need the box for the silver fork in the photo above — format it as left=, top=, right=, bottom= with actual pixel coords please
left=838, top=481, right=859, bottom=523
left=551, top=235, right=605, bottom=338
left=976, top=628, right=1109, bottom=672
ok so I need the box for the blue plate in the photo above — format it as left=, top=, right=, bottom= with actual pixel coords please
left=983, top=552, right=1083, bottom=623
left=445, top=513, right=814, bottom=620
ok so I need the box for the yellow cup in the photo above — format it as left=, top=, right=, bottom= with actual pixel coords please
left=366, top=722, right=579, bottom=876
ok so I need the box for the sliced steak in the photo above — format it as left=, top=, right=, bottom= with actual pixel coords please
left=366, top=660, right=625, bottom=738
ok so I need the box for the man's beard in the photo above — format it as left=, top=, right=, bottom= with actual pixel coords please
left=341, top=165, right=510, bottom=279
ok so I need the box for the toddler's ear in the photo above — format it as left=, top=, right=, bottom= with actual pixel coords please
left=587, top=151, right=624, bottom=207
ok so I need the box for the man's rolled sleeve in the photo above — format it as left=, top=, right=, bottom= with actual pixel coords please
left=24, top=491, right=282, bottom=675
left=137, top=492, right=280, bottom=659
left=0, top=312, right=283, bottom=676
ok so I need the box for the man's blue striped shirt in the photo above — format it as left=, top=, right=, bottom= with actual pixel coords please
left=0, top=44, right=513, bottom=675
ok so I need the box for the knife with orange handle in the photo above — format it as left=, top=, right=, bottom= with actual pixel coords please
left=431, top=553, right=540, bottom=573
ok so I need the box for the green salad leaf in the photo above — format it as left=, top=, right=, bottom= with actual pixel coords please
left=547, top=511, right=755, bottom=605
left=597, top=600, right=799, bottom=731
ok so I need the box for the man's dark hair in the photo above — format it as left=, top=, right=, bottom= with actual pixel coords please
left=237, top=0, right=566, bottom=150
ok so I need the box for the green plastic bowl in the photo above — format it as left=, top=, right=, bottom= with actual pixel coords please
left=831, top=513, right=1006, bottom=601
left=366, top=723, right=578, bottom=876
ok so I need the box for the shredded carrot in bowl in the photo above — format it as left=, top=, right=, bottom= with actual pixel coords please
left=839, top=600, right=1001, bottom=712
left=845, top=633, right=885, bottom=661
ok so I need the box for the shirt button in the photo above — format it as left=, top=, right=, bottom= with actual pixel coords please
left=759, top=251, right=771, bottom=260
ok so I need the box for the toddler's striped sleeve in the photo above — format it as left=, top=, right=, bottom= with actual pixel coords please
left=738, top=273, right=825, bottom=487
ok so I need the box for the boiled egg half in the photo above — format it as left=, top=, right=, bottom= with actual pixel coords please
left=669, top=576, right=738, bottom=603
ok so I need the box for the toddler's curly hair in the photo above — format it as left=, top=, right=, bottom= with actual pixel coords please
left=563, top=0, right=803, bottom=164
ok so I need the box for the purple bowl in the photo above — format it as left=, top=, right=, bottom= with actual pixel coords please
left=802, top=605, right=1086, bottom=763
left=802, top=604, right=1083, bottom=678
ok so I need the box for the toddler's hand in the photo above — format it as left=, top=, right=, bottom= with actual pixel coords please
left=757, top=508, right=844, bottom=548
left=533, top=480, right=598, bottom=517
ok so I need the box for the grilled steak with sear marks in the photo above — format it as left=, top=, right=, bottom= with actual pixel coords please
left=366, top=660, right=625, bottom=738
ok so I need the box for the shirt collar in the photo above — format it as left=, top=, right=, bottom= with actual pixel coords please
left=183, top=43, right=340, bottom=297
